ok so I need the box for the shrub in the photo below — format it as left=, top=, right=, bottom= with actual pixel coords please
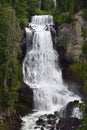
left=70, top=62, right=87, bottom=92
left=81, top=27, right=87, bottom=40
left=61, top=36, right=67, bottom=51
left=82, top=9, right=87, bottom=20
left=54, top=13, right=74, bottom=25
left=35, top=9, right=49, bottom=15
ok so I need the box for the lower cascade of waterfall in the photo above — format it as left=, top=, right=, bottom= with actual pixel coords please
left=21, top=15, right=82, bottom=130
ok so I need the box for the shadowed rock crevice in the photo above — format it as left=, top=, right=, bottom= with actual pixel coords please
left=16, top=82, right=33, bottom=116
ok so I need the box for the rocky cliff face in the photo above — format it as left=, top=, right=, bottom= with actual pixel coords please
left=57, top=11, right=87, bottom=61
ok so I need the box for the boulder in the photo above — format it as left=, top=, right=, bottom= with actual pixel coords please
left=16, top=82, right=33, bottom=116
left=18, top=82, right=33, bottom=106
left=36, top=118, right=45, bottom=126
left=47, top=119, right=56, bottom=125
left=61, top=100, right=79, bottom=118
left=47, top=114, right=56, bottom=119
left=6, top=114, right=22, bottom=130
left=35, top=113, right=57, bottom=129
left=56, top=117, right=81, bottom=130
left=54, top=111, right=60, bottom=118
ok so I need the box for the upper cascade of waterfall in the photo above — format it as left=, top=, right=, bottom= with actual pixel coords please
left=30, top=15, right=53, bottom=25
left=26, top=15, right=54, bottom=32
left=31, top=15, right=53, bottom=25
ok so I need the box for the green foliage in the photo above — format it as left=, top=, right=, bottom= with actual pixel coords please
left=35, top=9, right=49, bottom=15
left=0, top=123, right=10, bottom=130
left=54, top=13, right=74, bottom=25
left=78, top=102, right=87, bottom=130
left=81, top=27, right=87, bottom=58
left=61, top=36, right=67, bottom=51
left=0, top=0, right=40, bottom=28
left=56, top=0, right=85, bottom=14
left=0, top=4, right=22, bottom=112
left=27, top=0, right=40, bottom=15
left=41, top=0, right=55, bottom=11
left=14, top=0, right=29, bottom=27
left=54, top=0, right=87, bottom=25
left=81, top=27, right=87, bottom=40
left=78, top=117, right=87, bottom=130
left=82, top=9, right=87, bottom=20
left=70, top=62, right=87, bottom=92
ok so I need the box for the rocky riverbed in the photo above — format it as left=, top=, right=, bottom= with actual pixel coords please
left=21, top=100, right=82, bottom=130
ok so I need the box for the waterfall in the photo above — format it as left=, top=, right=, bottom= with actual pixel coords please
left=22, top=15, right=81, bottom=130
left=23, top=15, right=80, bottom=111
left=53, top=0, right=56, bottom=6
left=39, top=0, right=41, bottom=10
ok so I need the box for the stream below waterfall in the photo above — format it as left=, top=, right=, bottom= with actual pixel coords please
left=21, top=15, right=82, bottom=130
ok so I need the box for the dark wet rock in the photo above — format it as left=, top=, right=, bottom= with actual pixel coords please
left=41, top=126, right=44, bottom=130
left=18, top=82, right=33, bottom=107
left=47, top=114, right=56, bottom=119
left=56, top=117, right=81, bottom=130
left=39, top=114, right=48, bottom=120
left=36, top=118, right=45, bottom=126
left=16, top=82, right=33, bottom=116
left=45, top=124, right=51, bottom=129
left=47, top=114, right=56, bottom=126
left=35, top=113, right=58, bottom=130
left=62, top=100, right=79, bottom=118
left=47, top=119, right=56, bottom=125
left=34, top=126, right=41, bottom=129
left=54, top=111, right=60, bottom=118
left=19, top=83, right=33, bottom=107
left=6, top=114, right=22, bottom=130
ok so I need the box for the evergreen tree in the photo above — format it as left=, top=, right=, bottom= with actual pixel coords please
left=0, top=3, right=22, bottom=112
left=41, top=0, right=54, bottom=11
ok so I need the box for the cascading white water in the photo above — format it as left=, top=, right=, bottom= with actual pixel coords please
left=22, top=15, right=81, bottom=130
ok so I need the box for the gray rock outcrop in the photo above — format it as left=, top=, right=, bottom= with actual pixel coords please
left=57, top=11, right=87, bottom=61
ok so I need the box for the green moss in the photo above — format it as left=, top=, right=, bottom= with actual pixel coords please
left=81, top=27, right=87, bottom=40
left=81, top=27, right=87, bottom=58
left=0, top=123, right=10, bottom=130
left=16, top=102, right=32, bottom=116
left=61, top=36, right=67, bottom=51
left=68, top=62, right=87, bottom=130
left=69, top=62, right=87, bottom=92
